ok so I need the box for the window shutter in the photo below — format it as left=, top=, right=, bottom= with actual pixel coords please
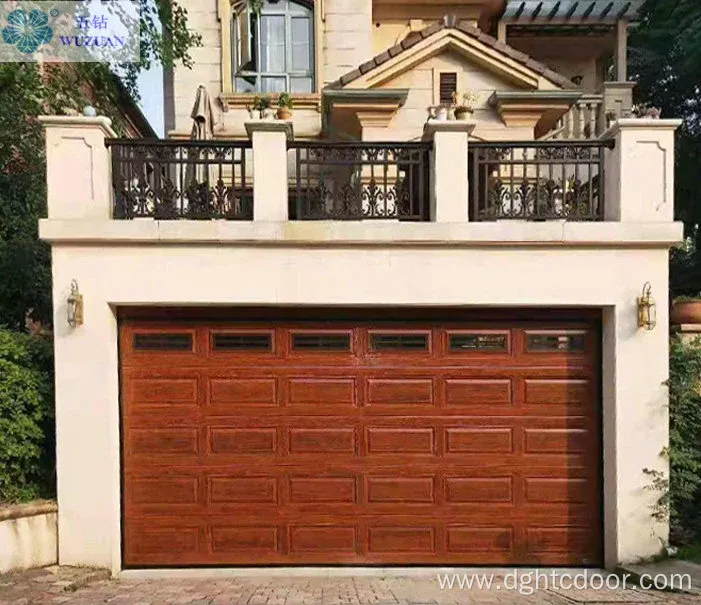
left=439, top=72, right=457, bottom=105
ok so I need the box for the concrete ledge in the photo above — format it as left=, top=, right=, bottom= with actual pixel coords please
left=0, top=500, right=57, bottom=522
left=39, top=219, right=684, bottom=248
left=0, top=501, right=57, bottom=573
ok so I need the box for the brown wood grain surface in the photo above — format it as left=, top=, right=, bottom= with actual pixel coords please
left=120, top=317, right=601, bottom=567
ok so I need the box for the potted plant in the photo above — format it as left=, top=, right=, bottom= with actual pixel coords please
left=430, top=105, right=449, bottom=121
left=671, top=295, right=701, bottom=325
left=452, top=90, right=478, bottom=120
left=253, top=95, right=273, bottom=119
left=277, top=93, right=294, bottom=120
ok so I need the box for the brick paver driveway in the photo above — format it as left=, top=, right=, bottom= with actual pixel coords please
left=1, top=567, right=699, bottom=605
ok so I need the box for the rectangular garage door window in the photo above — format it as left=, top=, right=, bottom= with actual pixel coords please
left=526, top=331, right=586, bottom=352
left=291, top=332, right=351, bottom=351
left=370, top=333, right=429, bottom=351
left=448, top=332, right=508, bottom=352
left=212, top=332, right=273, bottom=351
left=132, top=333, right=193, bottom=351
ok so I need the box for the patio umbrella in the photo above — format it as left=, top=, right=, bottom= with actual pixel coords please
left=185, top=84, right=214, bottom=186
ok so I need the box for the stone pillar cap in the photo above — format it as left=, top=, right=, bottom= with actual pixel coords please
left=423, top=119, right=476, bottom=140
left=38, top=115, right=116, bottom=137
left=245, top=120, right=294, bottom=141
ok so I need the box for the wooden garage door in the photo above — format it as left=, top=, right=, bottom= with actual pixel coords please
left=120, top=315, right=601, bottom=567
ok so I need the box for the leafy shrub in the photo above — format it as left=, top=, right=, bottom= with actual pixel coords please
left=667, top=335, right=701, bottom=543
left=0, top=328, right=54, bottom=503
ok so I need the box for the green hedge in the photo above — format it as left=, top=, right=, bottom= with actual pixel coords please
left=0, top=328, right=54, bottom=503
left=668, top=335, right=701, bottom=544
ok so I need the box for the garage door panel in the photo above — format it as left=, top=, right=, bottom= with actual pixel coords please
left=287, top=377, right=357, bottom=406
left=122, top=318, right=601, bottom=566
left=444, top=378, right=513, bottom=407
left=207, top=377, right=279, bottom=407
left=208, top=427, right=278, bottom=455
left=365, top=378, right=436, bottom=406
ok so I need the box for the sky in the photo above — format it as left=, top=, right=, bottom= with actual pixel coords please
left=136, top=62, right=165, bottom=136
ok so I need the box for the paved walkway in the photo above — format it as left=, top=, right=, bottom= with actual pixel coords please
left=1, top=567, right=700, bottom=605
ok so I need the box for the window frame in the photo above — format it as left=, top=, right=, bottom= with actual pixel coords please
left=231, top=0, right=315, bottom=94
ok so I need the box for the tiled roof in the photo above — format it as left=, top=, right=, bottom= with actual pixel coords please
left=503, top=0, right=643, bottom=22
left=329, top=15, right=575, bottom=90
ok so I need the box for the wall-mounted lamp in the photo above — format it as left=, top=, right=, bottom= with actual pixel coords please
left=67, top=280, right=84, bottom=328
left=637, top=282, right=657, bottom=331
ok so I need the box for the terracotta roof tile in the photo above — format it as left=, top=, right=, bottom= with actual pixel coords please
left=359, top=59, right=377, bottom=75
left=388, top=43, right=404, bottom=57
left=328, top=14, right=575, bottom=90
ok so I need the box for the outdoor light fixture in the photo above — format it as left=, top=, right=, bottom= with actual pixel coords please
left=67, top=280, right=84, bottom=328
left=637, top=282, right=657, bottom=331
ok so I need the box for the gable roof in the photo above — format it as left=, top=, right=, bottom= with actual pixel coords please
left=328, top=15, right=574, bottom=90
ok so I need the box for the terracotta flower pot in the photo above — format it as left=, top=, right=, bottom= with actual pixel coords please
left=277, top=107, right=292, bottom=120
left=670, top=300, right=701, bottom=325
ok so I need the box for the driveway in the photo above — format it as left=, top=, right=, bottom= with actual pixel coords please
left=0, top=566, right=699, bottom=605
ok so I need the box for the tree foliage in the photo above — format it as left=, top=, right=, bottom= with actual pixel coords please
left=0, top=328, right=54, bottom=503
left=666, top=336, right=701, bottom=543
left=0, top=1, right=200, bottom=329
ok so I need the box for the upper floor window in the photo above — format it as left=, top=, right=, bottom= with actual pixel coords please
left=232, top=0, right=314, bottom=94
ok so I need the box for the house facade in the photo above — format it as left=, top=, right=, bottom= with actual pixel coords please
left=39, top=0, right=683, bottom=574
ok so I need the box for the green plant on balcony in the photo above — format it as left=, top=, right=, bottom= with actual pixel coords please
left=277, top=93, right=294, bottom=120
left=252, top=95, right=273, bottom=119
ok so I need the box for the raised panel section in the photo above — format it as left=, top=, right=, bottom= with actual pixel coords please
left=366, top=379, right=433, bottom=406
left=209, top=428, right=277, bottom=454
left=131, top=477, right=199, bottom=505
left=209, top=477, right=277, bottom=504
left=367, top=477, right=434, bottom=503
left=289, top=526, right=356, bottom=553
left=445, top=379, right=511, bottom=406
left=447, top=527, right=514, bottom=553
left=209, top=378, right=277, bottom=406
left=288, top=379, right=355, bottom=406
left=366, top=428, right=434, bottom=454
left=130, top=378, right=198, bottom=405
left=129, top=429, right=198, bottom=455
left=211, top=527, right=278, bottom=553
left=129, top=527, right=198, bottom=554
left=525, top=478, right=589, bottom=503
left=289, top=477, right=356, bottom=503
left=368, top=527, right=434, bottom=553
left=526, top=527, right=591, bottom=554
left=524, top=429, right=589, bottom=454
left=289, top=429, right=356, bottom=453
left=524, top=379, right=590, bottom=406
left=445, top=428, right=513, bottom=453
left=445, top=478, right=512, bottom=503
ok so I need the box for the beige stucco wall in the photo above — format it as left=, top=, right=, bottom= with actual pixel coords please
left=323, top=0, right=373, bottom=85
left=170, top=1, right=222, bottom=135
left=46, top=236, right=671, bottom=573
left=378, top=49, right=520, bottom=141
left=0, top=510, right=58, bottom=573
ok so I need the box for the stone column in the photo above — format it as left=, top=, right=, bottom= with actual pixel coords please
left=423, top=120, right=475, bottom=223
left=604, top=119, right=682, bottom=222
left=246, top=121, right=293, bottom=222
left=39, top=116, right=116, bottom=220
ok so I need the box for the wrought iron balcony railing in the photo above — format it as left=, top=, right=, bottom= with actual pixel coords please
left=288, top=141, right=432, bottom=221
left=107, top=139, right=252, bottom=220
left=469, top=140, right=615, bottom=222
